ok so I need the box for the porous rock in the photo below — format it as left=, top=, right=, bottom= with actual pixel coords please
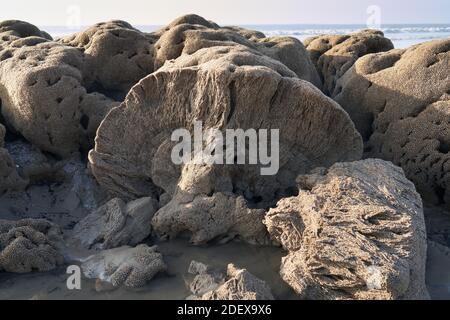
left=334, top=39, right=450, bottom=206
left=89, top=46, right=362, bottom=243
left=0, top=218, right=64, bottom=273
left=304, top=30, right=393, bottom=96
left=264, top=159, right=429, bottom=300
left=72, top=197, right=158, bottom=250
left=190, top=263, right=275, bottom=300
left=81, top=244, right=167, bottom=288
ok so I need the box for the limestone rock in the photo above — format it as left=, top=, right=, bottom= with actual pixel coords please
left=0, top=148, right=27, bottom=194
left=90, top=46, right=361, bottom=243
left=81, top=244, right=167, bottom=288
left=264, top=159, right=429, bottom=300
left=89, top=45, right=362, bottom=202
left=152, top=14, right=321, bottom=87
left=304, top=30, right=393, bottom=96
left=0, top=20, right=52, bottom=40
left=0, top=23, right=118, bottom=157
left=72, top=197, right=158, bottom=250
left=59, top=21, right=157, bottom=98
left=0, top=219, right=64, bottom=273
left=190, top=263, right=275, bottom=300
left=334, top=39, right=450, bottom=205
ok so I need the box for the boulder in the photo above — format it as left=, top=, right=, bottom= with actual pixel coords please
left=189, top=263, right=275, bottom=300
left=89, top=46, right=362, bottom=243
left=334, top=39, right=450, bottom=205
left=80, top=244, right=167, bottom=288
left=152, top=14, right=321, bottom=87
left=304, top=30, right=393, bottom=96
left=0, top=22, right=119, bottom=157
left=59, top=20, right=157, bottom=99
left=264, top=159, right=429, bottom=300
left=0, top=218, right=64, bottom=273
left=0, top=20, right=52, bottom=40
left=72, top=197, right=158, bottom=250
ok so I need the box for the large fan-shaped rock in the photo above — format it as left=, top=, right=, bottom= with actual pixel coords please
left=334, top=39, right=450, bottom=205
left=304, top=30, right=393, bottom=96
left=264, top=159, right=428, bottom=300
left=59, top=21, right=157, bottom=99
left=0, top=30, right=118, bottom=157
left=81, top=244, right=167, bottom=288
left=0, top=219, right=64, bottom=273
left=152, top=14, right=321, bottom=87
left=90, top=46, right=362, bottom=200
left=71, top=197, right=158, bottom=250
left=89, top=46, right=362, bottom=243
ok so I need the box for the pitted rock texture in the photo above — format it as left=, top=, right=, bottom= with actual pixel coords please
left=264, top=159, right=429, bottom=300
left=334, top=39, right=450, bottom=206
left=152, top=14, right=321, bottom=87
left=0, top=25, right=118, bottom=157
left=90, top=46, right=362, bottom=243
left=0, top=219, right=64, bottom=273
left=59, top=20, right=158, bottom=99
left=304, top=30, right=393, bottom=96
left=81, top=244, right=167, bottom=288
left=190, top=263, right=275, bottom=300
left=72, top=197, right=158, bottom=250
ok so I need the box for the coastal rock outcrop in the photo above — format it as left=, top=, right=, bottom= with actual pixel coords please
left=188, top=262, right=274, bottom=300
left=0, top=29, right=118, bottom=157
left=81, top=244, right=167, bottom=288
left=264, top=159, right=428, bottom=300
left=72, top=197, right=158, bottom=250
left=89, top=45, right=362, bottom=243
left=334, top=39, right=450, bottom=205
left=152, top=14, right=321, bottom=87
left=304, top=30, right=393, bottom=96
left=0, top=219, right=64, bottom=273
left=59, top=21, right=157, bottom=99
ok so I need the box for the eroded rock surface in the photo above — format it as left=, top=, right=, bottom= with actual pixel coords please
left=0, top=219, right=64, bottom=273
left=81, top=244, right=167, bottom=288
left=90, top=45, right=362, bottom=243
left=304, top=30, right=393, bottom=96
left=0, top=124, right=27, bottom=193
left=189, top=263, right=274, bottom=300
left=72, top=197, right=158, bottom=250
left=334, top=39, right=450, bottom=206
left=264, top=159, right=428, bottom=300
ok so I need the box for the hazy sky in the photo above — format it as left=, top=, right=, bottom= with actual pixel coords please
left=0, top=0, right=449, bottom=26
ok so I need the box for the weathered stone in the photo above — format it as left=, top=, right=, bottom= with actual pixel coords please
left=0, top=219, right=64, bottom=273
left=334, top=39, right=450, bottom=206
left=264, top=159, right=428, bottom=300
left=304, top=30, right=393, bottom=96
left=81, top=244, right=167, bottom=288
left=72, top=197, right=158, bottom=250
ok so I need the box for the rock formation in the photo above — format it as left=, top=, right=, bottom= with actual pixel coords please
left=59, top=21, right=158, bottom=99
left=0, top=218, right=64, bottom=273
left=0, top=24, right=118, bottom=157
left=0, top=124, right=27, bottom=193
left=334, top=39, right=450, bottom=205
left=81, top=244, right=167, bottom=288
left=304, top=30, right=393, bottom=96
left=264, top=159, right=429, bottom=300
left=72, top=197, right=158, bottom=250
left=89, top=45, right=362, bottom=243
left=188, top=262, right=274, bottom=300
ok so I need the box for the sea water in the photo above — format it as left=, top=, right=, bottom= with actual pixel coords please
left=44, top=24, right=450, bottom=49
